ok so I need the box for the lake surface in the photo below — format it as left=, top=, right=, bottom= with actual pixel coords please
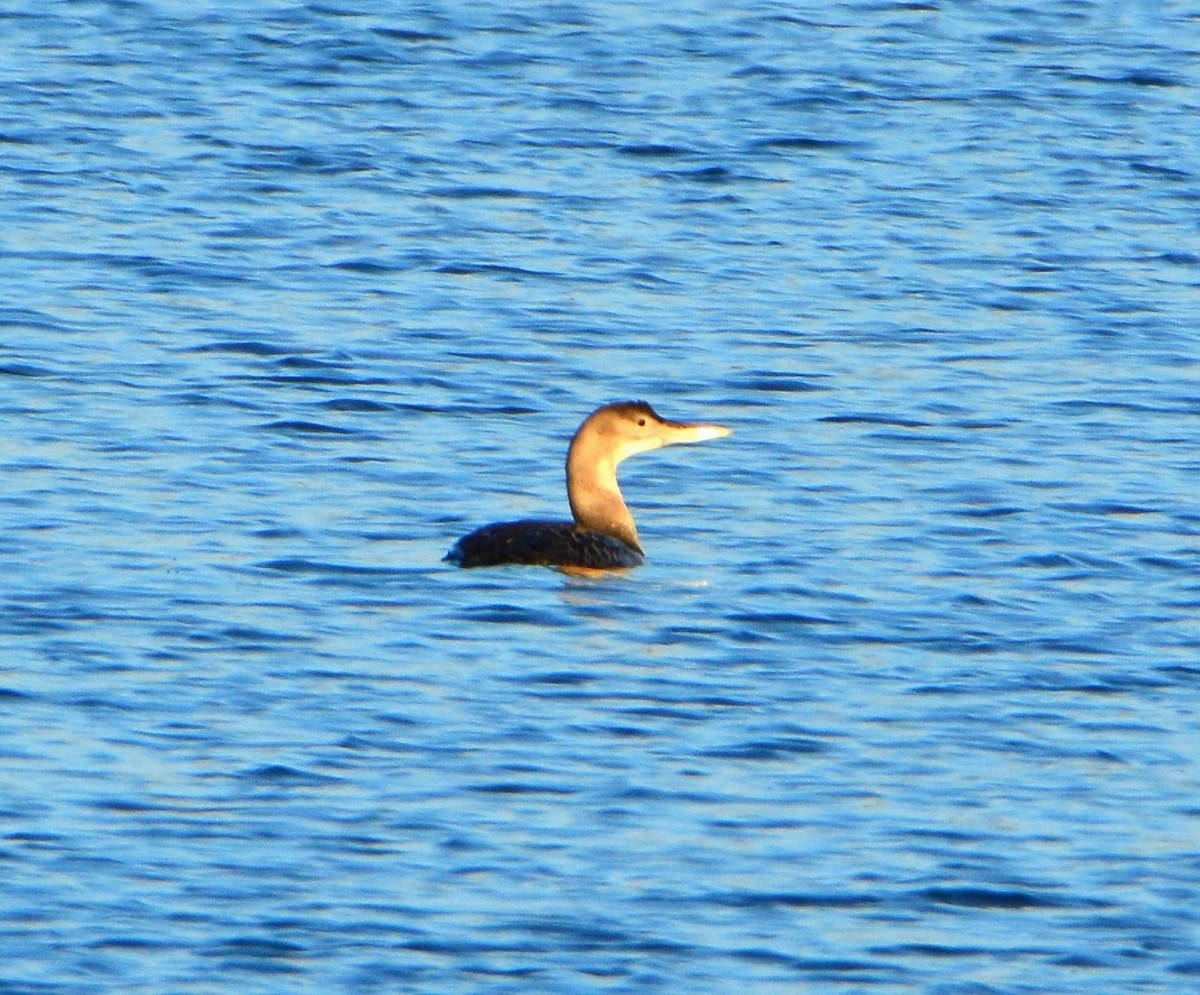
left=2, top=1, right=1199, bottom=991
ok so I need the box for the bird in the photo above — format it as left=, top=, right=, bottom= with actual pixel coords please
left=444, top=400, right=730, bottom=571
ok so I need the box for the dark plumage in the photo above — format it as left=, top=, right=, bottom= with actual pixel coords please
left=444, top=521, right=644, bottom=569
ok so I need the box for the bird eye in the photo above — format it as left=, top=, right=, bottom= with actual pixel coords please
left=637, top=418, right=646, bottom=426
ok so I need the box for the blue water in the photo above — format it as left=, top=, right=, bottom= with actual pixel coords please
left=2, top=1, right=1199, bottom=991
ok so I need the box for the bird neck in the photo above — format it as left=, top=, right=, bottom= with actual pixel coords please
left=566, top=435, right=642, bottom=553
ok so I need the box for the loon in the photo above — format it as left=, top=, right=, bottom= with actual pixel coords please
left=444, top=401, right=730, bottom=570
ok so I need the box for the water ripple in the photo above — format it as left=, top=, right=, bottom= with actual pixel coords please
left=1, top=0, right=1197, bottom=991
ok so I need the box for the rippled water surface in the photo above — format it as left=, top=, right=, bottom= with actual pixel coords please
left=2, top=1, right=1199, bottom=991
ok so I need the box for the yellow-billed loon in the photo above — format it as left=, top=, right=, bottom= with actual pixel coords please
left=444, top=401, right=731, bottom=570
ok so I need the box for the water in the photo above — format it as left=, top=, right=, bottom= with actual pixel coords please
left=2, top=1, right=1199, bottom=991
